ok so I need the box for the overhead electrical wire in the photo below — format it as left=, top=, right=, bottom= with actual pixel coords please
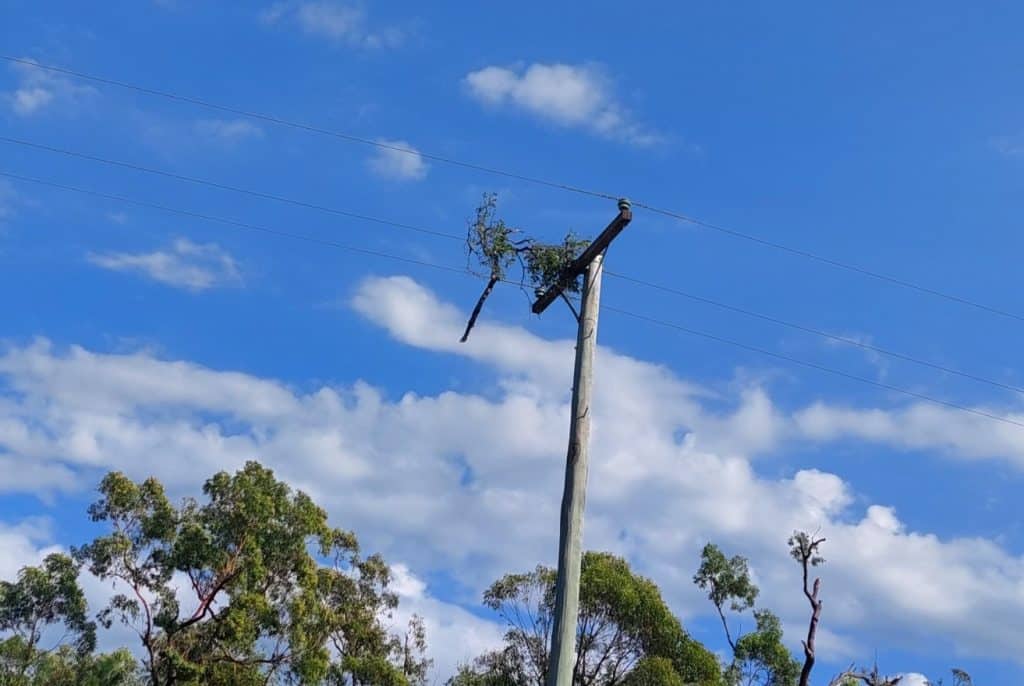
left=4, top=168, right=1024, bottom=431
left=0, top=136, right=464, bottom=243
left=601, top=305, right=1024, bottom=430
left=3, top=54, right=1020, bottom=322
left=603, top=270, right=1024, bottom=396
left=0, top=170, right=467, bottom=276
left=0, top=55, right=619, bottom=204
left=627, top=202, right=1024, bottom=324
left=3, top=136, right=1021, bottom=397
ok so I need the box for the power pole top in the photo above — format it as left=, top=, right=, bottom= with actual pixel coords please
left=531, top=198, right=632, bottom=315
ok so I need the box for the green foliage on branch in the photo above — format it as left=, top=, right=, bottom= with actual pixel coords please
left=727, top=611, right=799, bottom=686
left=451, top=551, right=721, bottom=686
left=0, top=640, right=142, bottom=686
left=461, top=193, right=591, bottom=341
left=467, top=193, right=590, bottom=295
left=41, top=461, right=425, bottom=686
left=620, top=657, right=685, bottom=686
left=695, top=543, right=798, bottom=686
left=0, top=552, right=98, bottom=683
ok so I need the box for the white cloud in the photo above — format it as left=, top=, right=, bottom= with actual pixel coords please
left=0, top=519, right=61, bottom=581
left=194, top=118, right=264, bottom=143
left=824, top=331, right=888, bottom=379
left=2, top=278, right=1024, bottom=672
left=5, top=57, right=96, bottom=117
left=389, top=564, right=504, bottom=681
left=993, top=134, right=1024, bottom=157
left=261, top=1, right=403, bottom=48
left=464, top=62, right=661, bottom=146
left=793, top=401, right=1024, bottom=466
left=87, top=238, right=242, bottom=292
left=367, top=139, right=428, bottom=181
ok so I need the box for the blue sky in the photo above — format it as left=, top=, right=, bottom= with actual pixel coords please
left=2, top=1, right=1024, bottom=683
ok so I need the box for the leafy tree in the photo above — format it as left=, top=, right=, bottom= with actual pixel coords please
left=694, top=543, right=798, bottom=686
left=395, top=614, right=433, bottom=686
left=726, top=611, right=799, bottom=686
left=22, top=645, right=142, bottom=686
left=73, top=460, right=418, bottom=686
left=620, top=657, right=684, bottom=686
left=454, top=551, right=720, bottom=686
left=448, top=650, right=524, bottom=686
left=693, top=544, right=758, bottom=652
left=0, top=553, right=96, bottom=683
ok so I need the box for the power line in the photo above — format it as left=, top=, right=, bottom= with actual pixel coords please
left=5, top=169, right=1024, bottom=432
left=0, top=170, right=467, bottom=276
left=631, top=202, right=1024, bottom=324
left=11, top=133, right=1023, bottom=400
left=0, top=54, right=618, bottom=204
left=0, top=136, right=463, bottom=243
left=4, top=55, right=1021, bottom=323
left=4, top=136, right=1019, bottom=397
left=601, top=305, right=1024, bottom=430
left=604, top=270, right=1024, bottom=396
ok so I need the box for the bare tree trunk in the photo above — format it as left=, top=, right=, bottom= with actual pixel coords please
left=793, top=534, right=826, bottom=686
left=799, top=577, right=822, bottom=686
left=715, top=603, right=736, bottom=652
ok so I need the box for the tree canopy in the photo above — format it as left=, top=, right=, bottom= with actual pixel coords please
left=451, top=551, right=721, bottom=686
left=694, top=543, right=799, bottom=686
left=3, top=460, right=428, bottom=686
left=0, top=464, right=980, bottom=686
left=0, top=552, right=100, bottom=685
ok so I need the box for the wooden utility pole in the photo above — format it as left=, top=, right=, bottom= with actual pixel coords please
left=536, top=199, right=632, bottom=686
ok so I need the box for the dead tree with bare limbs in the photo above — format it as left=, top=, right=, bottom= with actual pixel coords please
left=828, top=663, right=903, bottom=686
left=789, top=531, right=826, bottom=686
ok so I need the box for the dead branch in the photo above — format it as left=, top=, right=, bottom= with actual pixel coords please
left=461, top=276, right=500, bottom=342
left=829, top=664, right=902, bottom=686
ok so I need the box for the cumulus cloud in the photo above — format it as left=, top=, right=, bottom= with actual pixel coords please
left=793, top=400, right=1024, bottom=466
left=2, top=277, right=1024, bottom=673
left=5, top=57, right=96, bottom=117
left=367, top=139, right=429, bottom=181
left=87, top=238, right=242, bottom=292
left=0, top=519, right=61, bottom=581
left=261, top=1, right=403, bottom=48
left=388, top=564, right=504, bottom=680
left=464, top=62, right=661, bottom=146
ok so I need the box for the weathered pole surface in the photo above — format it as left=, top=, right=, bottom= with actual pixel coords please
left=533, top=199, right=631, bottom=686
left=546, top=250, right=604, bottom=686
